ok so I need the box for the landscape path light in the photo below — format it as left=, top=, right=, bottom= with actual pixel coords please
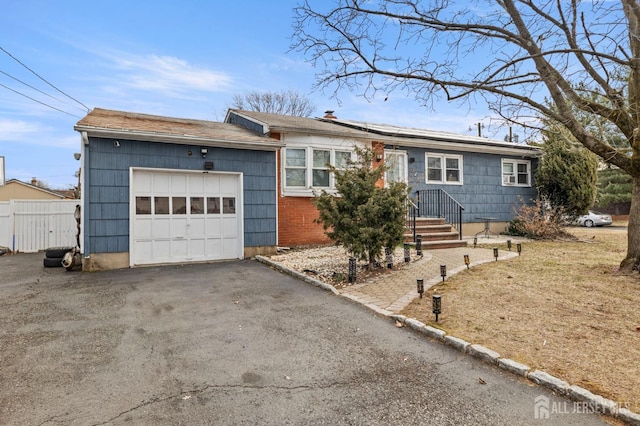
left=404, top=243, right=410, bottom=263
left=517, top=243, right=522, bottom=256
left=417, top=278, right=424, bottom=299
left=507, top=239, right=512, bottom=251
left=493, top=247, right=499, bottom=261
left=464, top=254, right=470, bottom=269
left=416, top=234, right=423, bottom=256
left=432, top=295, right=442, bottom=322
left=440, top=264, right=447, bottom=281
left=348, top=257, right=357, bottom=283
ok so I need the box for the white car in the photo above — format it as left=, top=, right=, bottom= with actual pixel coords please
left=574, top=211, right=613, bottom=227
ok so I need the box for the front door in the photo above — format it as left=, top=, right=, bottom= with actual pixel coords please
left=384, top=150, right=408, bottom=185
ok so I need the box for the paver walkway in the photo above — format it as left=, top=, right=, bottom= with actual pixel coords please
left=340, top=238, right=519, bottom=313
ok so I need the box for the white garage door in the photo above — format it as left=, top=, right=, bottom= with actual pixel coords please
left=130, top=169, right=243, bottom=266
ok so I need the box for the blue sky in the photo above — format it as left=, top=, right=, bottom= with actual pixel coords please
left=0, top=0, right=493, bottom=189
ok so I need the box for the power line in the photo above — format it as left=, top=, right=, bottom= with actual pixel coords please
left=0, top=82, right=81, bottom=118
left=0, top=69, right=87, bottom=113
left=0, top=45, right=90, bottom=112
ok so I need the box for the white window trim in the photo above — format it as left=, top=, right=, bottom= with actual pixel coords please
left=425, top=152, right=464, bottom=185
left=282, top=146, right=354, bottom=196
left=384, top=150, right=408, bottom=186
left=501, top=158, right=531, bottom=187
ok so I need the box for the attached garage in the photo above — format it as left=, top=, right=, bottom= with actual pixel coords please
left=130, top=169, right=243, bottom=266
left=75, top=108, right=282, bottom=271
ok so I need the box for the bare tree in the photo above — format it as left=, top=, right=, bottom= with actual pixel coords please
left=292, top=0, right=640, bottom=271
left=231, top=89, right=316, bottom=117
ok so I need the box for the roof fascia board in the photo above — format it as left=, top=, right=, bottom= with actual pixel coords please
left=74, top=126, right=283, bottom=151
left=375, top=136, right=540, bottom=157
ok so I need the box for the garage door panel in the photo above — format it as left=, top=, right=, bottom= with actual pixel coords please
left=135, top=219, right=153, bottom=238
left=222, top=237, right=238, bottom=258
left=221, top=217, right=238, bottom=236
left=132, top=170, right=242, bottom=266
left=189, top=175, right=204, bottom=193
left=206, top=238, right=222, bottom=257
left=189, top=238, right=206, bottom=259
left=152, top=218, right=171, bottom=238
left=205, top=218, right=222, bottom=237
left=134, top=172, right=153, bottom=193
left=204, top=175, right=220, bottom=195
left=171, top=239, right=188, bottom=259
left=171, top=218, right=188, bottom=238
left=189, top=218, right=206, bottom=235
left=153, top=174, right=170, bottom=193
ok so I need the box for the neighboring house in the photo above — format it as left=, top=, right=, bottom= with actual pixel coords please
left=74, top=108, right=282, bottom=271
left=226, top=109, right=541, bottom=246
left=0, top=178, right=71, bottom=201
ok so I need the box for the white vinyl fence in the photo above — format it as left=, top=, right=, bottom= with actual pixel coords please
left=0, top=200, right=78, bottom=252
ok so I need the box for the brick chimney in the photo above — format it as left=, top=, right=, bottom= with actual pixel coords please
left=323, top=110, right=337, bottom=119
left=31, top=177, right=37, bottom=186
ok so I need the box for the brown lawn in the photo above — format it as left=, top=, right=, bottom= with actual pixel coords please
left=402, top=224, right=640, bottom=412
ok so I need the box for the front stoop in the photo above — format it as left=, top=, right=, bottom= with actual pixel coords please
left=405, top=217, right=467, bottom=250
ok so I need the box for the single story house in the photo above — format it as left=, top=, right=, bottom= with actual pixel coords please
left=0, top=178, right=71, bottom=201
left=75, top=107, right=540, bottom=270
left=74, top=108, right=282, bottom=271
left=226, top=109, right=541, bottom=246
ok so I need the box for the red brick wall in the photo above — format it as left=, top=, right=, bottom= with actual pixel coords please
left=278, top=195, right=331, bottom=246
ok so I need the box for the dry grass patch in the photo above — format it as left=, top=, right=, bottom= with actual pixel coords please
left=402, top=226, right=640, bottom=410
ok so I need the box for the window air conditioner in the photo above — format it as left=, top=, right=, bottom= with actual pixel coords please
left=503, top=175, right=516, bottom=184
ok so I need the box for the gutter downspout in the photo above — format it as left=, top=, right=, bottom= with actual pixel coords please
left=80, top=131, right=89, bottom=264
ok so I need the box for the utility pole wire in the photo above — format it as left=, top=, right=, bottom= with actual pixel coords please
left=0, top=45, right=90, bottom=112
left=0, top=83, right=81, bottom=118
left=0, top=69, right=87, bottom=113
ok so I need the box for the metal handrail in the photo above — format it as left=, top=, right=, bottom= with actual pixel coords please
left=416, top=189, right=465, bottom=239
left=405, top=199, right=418, bottom=242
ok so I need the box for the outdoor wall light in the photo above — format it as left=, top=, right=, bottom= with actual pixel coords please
left=348, top=257, right=357, bottom=283
left=440, top=264, right=447, bottom=281
left=113, top=140, right=120, bottom=147
left=404, top=243, right=410, bottom=263
left=493, top=247, right=499, bottom=261
left=432, top=295, right=442, bottom=322
left=507, top=239, right=512, bottom=251
left=73, top=152, right=81, bottom=160
left=416, top=234, right=423, bottom=256
left=517, top=243, right=522, bottom=256
left=417, top=278, right=424, bottom=298
left=201, top=147, right=208, bottom=158
left=376, top=153, right=383, bottom=162
left=464, top=254, right=470, bottom=269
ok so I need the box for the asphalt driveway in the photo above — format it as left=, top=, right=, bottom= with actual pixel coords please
left=0, top=253, right=608, bottom=425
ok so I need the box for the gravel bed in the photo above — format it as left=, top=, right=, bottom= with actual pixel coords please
left=268, top=245, right=411, bottom=288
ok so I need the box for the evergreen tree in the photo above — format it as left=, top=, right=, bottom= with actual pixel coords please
left=595, top=168, right=632, bottom=215
left=536, top=124, right=598, bottom=216
left=313, top=147, right=409, bottom=268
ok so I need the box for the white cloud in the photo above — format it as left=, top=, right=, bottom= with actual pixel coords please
left=111, top=54, right=233, bottom=95
left=0, top=118, right=42, bottom=141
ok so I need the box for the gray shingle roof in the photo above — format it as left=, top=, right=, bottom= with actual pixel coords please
left=75, top=108, right=283, bottom=149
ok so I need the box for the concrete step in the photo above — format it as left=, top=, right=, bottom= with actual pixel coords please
left=404, top=231, right=460, bottom=242
left=412, top=224, right=454, bottom=234
left=416, top=239, right=469, bottom=250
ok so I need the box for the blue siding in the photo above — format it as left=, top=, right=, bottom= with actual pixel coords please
left=403, top=146, right=538, bottom=223
left=84, top=137, right=277, bottom=254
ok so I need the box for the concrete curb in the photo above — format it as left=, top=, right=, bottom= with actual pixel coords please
left=256, top=254, right=640, bottom=424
